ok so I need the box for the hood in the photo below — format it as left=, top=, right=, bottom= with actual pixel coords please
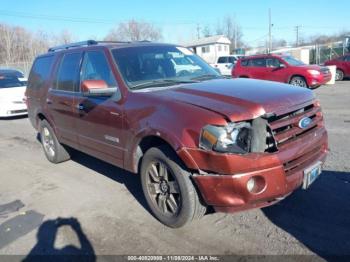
left=154, top=79, right=314, bottom=122
left=0, top=86, right=26, bottom=102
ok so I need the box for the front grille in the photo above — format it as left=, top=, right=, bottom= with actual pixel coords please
left=267, top=102, right=323, bottom=149
left=283, top=145, right=323, bottom=175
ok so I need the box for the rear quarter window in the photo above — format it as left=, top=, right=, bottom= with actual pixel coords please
left=28, top=55, right=54, bottom=89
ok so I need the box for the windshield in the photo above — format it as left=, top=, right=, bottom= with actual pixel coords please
left=0, top=76, right=25, bottom=88
left=283, top=56, right=305, bottom=66
left=111, top=45, right=221, bottom=90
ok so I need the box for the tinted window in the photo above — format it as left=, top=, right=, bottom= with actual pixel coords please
left=241, top=59, right=248, bottom=66
left=228, top=57, right=237, bottom=64
left=0, top=76, right=24, bottom=88
left=81, top=51, right=117, bottom=88
left=266, top=58, right=282, bottom=68
left=218, top=57, right=227, bottom=63
left=344, top=56, right=350, bottom=62
left=251, top=58, right=266, bottom=67
left=28, top=56, right=54, bottom=89
left=55, top=53, right=82, bottom=92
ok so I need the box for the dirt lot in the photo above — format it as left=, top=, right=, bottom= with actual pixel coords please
left=0, top=81, right=349, bottom=261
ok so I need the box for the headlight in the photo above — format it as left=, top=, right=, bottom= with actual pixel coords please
left=307, top=70, right=321, bottom=76
left=199, top=122, right=252, bottom=154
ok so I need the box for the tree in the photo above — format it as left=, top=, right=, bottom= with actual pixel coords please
left=105, top=19, right=162, bottom=41
left=215, top=16, right=244, bottom=52
left=202, top=25, right=212, bottom=38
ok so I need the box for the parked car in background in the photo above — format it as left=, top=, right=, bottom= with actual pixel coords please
left=27, top=41, right=328, bottom=227
left=0, top=69, right=27, bottom=84
left=0, top=75, right=27, bottom=117
left=232, top=54, right=332, bottom=88
left=211, top=55, right=244, bottom=76
left=324, top=54, right=350, bottom=81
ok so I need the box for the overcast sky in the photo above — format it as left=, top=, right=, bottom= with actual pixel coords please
left=0, top=0, right=348, bottom=46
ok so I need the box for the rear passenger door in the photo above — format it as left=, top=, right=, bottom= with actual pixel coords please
left=73, top=50, right=124, bottom=167
left=47, top=52, right=82, bottom=146
left=249, top=58, right=267, bottom=80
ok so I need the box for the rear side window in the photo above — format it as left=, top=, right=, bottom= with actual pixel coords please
left=241, top=59, right=249, bottom=66
left=251, top=58, right=266, bottom=67
left=218, top=57, right=227, bottom=63
left=28, top=55, right=54, bottom=89
left=55, top=53, right=82, bottom=92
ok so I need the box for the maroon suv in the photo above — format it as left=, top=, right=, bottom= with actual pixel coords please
left=232, top=54, right=332, bottom=88
left=26, top=41, right=328, bottom=227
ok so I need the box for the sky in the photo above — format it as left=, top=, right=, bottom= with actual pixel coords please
left=0, top=0, right=349, bottom=47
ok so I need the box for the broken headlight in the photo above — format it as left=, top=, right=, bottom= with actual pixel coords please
left=199, top=122, right=252, bottom=154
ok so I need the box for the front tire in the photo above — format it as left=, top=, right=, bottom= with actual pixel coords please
left=335, top=69, right=344, bottom=81
left=40, top=120, right=70, bottom=163
left=140, top=146, right=206, bottom=228
left=289, top=76, right=308, bottom=88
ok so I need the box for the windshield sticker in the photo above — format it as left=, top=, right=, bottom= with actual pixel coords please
left=176, top=47, right=194, bottom=56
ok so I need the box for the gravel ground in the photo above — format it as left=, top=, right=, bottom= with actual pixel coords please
left=0, top=81, right=349, bottom=261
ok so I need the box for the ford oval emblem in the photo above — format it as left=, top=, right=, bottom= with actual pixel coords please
left=299, top=117, right=312, bottom=129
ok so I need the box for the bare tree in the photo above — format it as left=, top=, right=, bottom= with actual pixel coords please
left=202, top=25, right=212, bottom=38
left=105, top=19, right=162, bottom=41
left=215, top=16, right=244, bottom=52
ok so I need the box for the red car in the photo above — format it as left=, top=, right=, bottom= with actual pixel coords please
left=232, top=54, right=332, bottom=89
left=324, top=53, right=350, bottom=81
left=26, top=41, right=328, bottom=227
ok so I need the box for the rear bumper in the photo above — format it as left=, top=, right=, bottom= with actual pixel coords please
left=178, top=127, right=328, bottom=212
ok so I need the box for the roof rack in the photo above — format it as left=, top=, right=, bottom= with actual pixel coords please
left=48, top=40, right=151, bottom=52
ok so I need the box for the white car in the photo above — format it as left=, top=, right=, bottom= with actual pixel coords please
left=0, top=76, right=27, bottom=118
left=211, top=55, right=245, bottom=76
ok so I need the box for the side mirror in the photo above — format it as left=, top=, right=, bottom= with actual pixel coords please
left=279, top=63, right=286, bottom=68
left=81, top=80, right=117, bottom=97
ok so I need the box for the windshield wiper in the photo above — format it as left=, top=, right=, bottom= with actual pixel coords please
left=130, top=79, right=198, bottom=90
left=190, top=74, right=223, bottom=81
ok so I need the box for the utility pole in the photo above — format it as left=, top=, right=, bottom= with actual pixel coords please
left=295, top=25, right=301, bottom=47
left=196, top=24, right=200, bottom=39
left=268, top=8, right=272, bottom=53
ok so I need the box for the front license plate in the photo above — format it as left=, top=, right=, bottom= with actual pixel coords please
left=302, top=161, right=322, bottom=189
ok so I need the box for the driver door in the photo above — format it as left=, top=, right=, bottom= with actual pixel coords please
left=265, top=58, right=288, bottom=83
left=73, top=49, right=125, bottom=167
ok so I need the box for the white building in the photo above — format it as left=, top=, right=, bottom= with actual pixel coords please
left=184, top=35, right=231, bottom=64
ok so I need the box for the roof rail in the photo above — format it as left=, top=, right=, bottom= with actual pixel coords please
left=48, top=40, right=98, bottom=52
left=48, top=39, right=153, bottom=52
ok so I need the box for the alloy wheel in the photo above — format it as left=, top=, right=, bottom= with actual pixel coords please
left=146, top=161, right=181, bottom=216
left=290, top=77, right=307, bottom=87
left=42, top=127, right=55, bottom=157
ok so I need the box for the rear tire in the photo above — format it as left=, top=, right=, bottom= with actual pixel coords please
left=140, top=146, right=206, bottom=228
left=335, top=69, right=344, bottom=81
left=289, top=76, right=308, bottom=88
left=39, top=120, right=70, bottom=164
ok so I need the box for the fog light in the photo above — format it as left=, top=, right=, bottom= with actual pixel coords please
left=246, top=176, right=266, bottom=194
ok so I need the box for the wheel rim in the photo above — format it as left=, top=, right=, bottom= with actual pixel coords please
left=336, top=70, right=343, bottom=81
left=146, top=161, right=181, bottom=217
left=42, top=127, right=55, bottom=157
left=290, top=78, right=306, bottom=87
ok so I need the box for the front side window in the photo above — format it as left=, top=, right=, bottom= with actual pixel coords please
left=112, top=45, right=221, bottom=90
left=55, top=52, right=82, bottom=92
left=81, top=51, right=117, bottom=88
left=266, top=58, right=282, bottom=68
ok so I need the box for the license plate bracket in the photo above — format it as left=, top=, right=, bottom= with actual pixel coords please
left=302, top=161, right=322, bottom=189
